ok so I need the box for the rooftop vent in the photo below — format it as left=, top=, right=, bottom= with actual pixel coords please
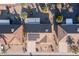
left=45, top=29, right=49, bottom=32
left=11, top=28, right=14, bottom=32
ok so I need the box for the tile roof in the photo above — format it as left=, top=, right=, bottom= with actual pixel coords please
left=61, top=24, right=79, bottom=33
left=0, top=25, right=20, bottom=33
left=24, top=24, right=52, bottom=33
left=57, top=24, right=79, bottom=41
left=24, top=8, right=50, bottom=24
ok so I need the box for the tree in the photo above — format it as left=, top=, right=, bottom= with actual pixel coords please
left=21, top=12, right=28, bottom=19
left=21, top=3, right=27, bottom=8
left=66, top=36, right=74, bottom=47
left=42, top=6, right=48, bottom=12
left=56, top=15, right=63, bottom=23
left=71, top=45, right=79, bottom=54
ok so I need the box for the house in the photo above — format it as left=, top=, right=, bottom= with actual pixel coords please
left=24, top=7, right=58, bottom=53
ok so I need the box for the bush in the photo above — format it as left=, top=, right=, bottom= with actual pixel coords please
left=21, top=3, right=27, bottom=7
left=21, top=12, right=28, bottom=19
left=56, top=16, right=63, bottom=23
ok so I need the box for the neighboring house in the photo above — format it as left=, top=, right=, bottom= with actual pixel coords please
left=0, top=5, right=26, bottom=53
left=54, top=4, right=79, bottom=53
left=0, top=8, right=24, bottom=52
left=56, top=18, right=79, bottom=53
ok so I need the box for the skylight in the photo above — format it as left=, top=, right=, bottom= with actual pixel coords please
left=66, top=18, right=73, bottom=24
left=25, top=18, right=40, bottom=24
left=0, top=19, right=10, bottom=25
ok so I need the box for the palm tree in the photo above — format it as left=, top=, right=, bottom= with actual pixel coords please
left=66, top=36, right=74, bottom=47
left=0, top=34, right=7, bottom=45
